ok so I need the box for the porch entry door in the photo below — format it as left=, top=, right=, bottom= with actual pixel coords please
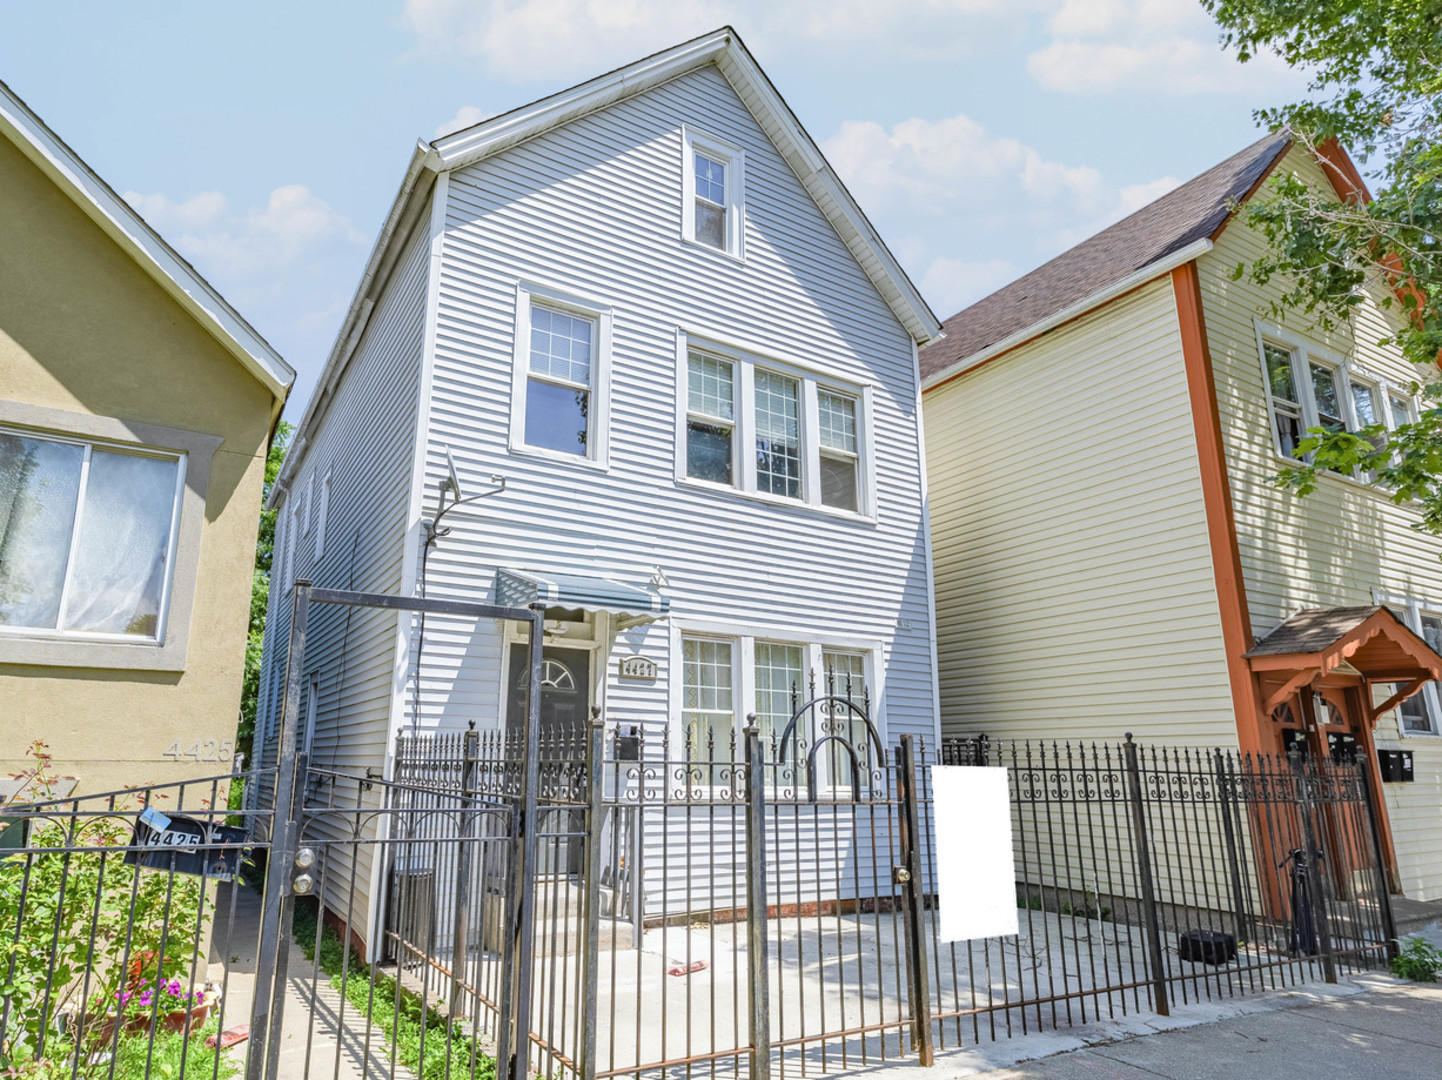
left=506, top=644, right=592, bottom=876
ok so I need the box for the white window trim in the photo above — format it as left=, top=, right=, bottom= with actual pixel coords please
left=1255, top=320, right=1422, bottom=486
left=681, top=125, right=746, bottom=261
left=673, top=331, right=876, bottom=521
left=314, top=469, right=331, bottom=561
left=668, top=616, right=885, bottom=762
left=0, top=400, right=219, bottom=671
left=509, top=281, right=613, bottom=470
left=1374, top=589, right=1442, bottom=738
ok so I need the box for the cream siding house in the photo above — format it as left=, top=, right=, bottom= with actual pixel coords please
left=923, top=135, right=1442, bottom=901
left=0, top=79, right=293, bottom=799
left=253, top=28, right=941, bottom=951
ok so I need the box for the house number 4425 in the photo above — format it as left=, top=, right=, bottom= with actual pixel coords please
left=161, top=739, right=234, bottom=762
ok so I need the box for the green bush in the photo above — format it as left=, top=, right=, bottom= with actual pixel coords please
left=1391, top=937, right=1442, bottom=982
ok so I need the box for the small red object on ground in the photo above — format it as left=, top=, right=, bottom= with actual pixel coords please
left=205, top=1025, right=250, bottom=1050
left=667, top=961, right=707, bottom=976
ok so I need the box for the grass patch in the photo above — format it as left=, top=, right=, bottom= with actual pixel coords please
left=289, top=899, right=496, bottom=1080
left=6, top=1022, right=240, bottom=1080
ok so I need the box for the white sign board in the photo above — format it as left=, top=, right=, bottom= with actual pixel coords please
left=932, top=766, right=1018, bottom=942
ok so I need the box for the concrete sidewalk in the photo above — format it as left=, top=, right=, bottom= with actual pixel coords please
left=955, top=977, right=1442, bottom=1079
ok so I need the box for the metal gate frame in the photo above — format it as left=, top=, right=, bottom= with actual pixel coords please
left=249, top=579, right=546, bottom=1080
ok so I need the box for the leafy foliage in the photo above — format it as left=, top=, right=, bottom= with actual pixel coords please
left=236, top=421, right=292, bottom=767
left=1391, top=935, right=1442, bottom=981
left=0, top=746, right=211, bottom=1076
left=1205, top=0, right=1442, bottom=529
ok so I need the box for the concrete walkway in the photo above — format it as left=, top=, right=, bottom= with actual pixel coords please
left=951, top=976, right=1442, bottom=1079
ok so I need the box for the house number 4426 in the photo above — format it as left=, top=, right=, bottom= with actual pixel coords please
left=161, top=739, right=234, bottom=762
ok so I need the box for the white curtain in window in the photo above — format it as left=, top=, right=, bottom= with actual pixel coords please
left=0, top=434, right=84, bottom=629
left=63, top=451, right=179, bottom=636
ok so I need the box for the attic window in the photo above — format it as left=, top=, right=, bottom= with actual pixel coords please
left=682, top=127, right=744, bottom=258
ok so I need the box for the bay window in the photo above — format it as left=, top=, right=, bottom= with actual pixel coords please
left=0, top=428, right=183, bottom=640
left=818, top=391, right=860, bottom=511
left=754, top=371, right=802, bottom=499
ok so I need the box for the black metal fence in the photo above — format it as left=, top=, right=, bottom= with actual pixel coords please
left=0, top=580, right=1398, bottom=1080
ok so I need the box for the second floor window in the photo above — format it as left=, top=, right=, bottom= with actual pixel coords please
left=682, top=344, right=870, bottom=515
left=1259, top=330, right=1419, bottom=475
left=693, top=153, right=727, bottom=250
left=525, top=303, right=595, bottom=457
left=686, top=353, right=735, bottom=484
left=754, top=370, right=801, bottom=498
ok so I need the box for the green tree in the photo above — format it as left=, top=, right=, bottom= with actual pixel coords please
left=237, top=420, right=292, bottom=766
left=1205, top=0, right=1442, bottom=528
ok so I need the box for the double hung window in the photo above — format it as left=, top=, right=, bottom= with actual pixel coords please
left=686, top=353, right=735, bottom=485
left=1259, top=330, right=1421, bottom=475
left=682, top=637, right=735, bottom=757
left=525, top=304, right=595, bottom=456
left=1384, top=599, right=1442, bottom=735
left=681, top=343, right=870, bottom=516
left=682, top=128, right=744, bottom=257
left=818, top=391, right=860, bottom=511
left=0, top=428, right=183, bottom=640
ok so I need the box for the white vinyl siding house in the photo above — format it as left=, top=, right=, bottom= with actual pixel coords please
left=256, top=30, right=940, bottom=944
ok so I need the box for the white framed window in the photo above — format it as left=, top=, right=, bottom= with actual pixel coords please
left=0, top=426, right=185, bottom=643
left=671, top=621, right=881, bottom=784
left=685, top=352, right=736, bottom=485
left=678, top=337, right=872, bottom=517
left=1378, top=593, right=1442, bottom=736
left=681, top=127, right=745, bottom=258
left=681, top=636, right=735, bottom=758
left=817, top=391, right=860, bottom=512
left=510, top=284, right=613, bottom=467
left=1256, top=323, right=1421, bottom=475
left=314, top=470, right=331, bottom=561
left=285, top=499, right=300, bottom=592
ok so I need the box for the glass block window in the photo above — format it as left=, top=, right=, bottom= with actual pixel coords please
left=524, top=303, right=594, bottom=456
left=818, top=390, right=859, bottom=511
left=754, top=370, right=801, bottom=499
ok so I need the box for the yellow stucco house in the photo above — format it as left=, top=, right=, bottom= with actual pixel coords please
left=923, top=134, right=1442, bottom=901
left=0, top=79, right=293, bottom=798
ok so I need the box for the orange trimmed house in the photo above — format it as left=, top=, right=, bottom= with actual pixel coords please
left=922, top=134, right=1442, bottom=900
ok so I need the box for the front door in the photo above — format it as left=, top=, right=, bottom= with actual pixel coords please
left=506, top=644, right=591, bottom=875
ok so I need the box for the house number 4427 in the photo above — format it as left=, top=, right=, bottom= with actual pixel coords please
left=161, top=739, right=234, bottom=762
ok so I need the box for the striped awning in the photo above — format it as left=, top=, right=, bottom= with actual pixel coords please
left=495, top=568, right=670, bottom=623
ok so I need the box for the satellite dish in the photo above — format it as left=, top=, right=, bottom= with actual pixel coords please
left=445, top=447, right=464, bottom=500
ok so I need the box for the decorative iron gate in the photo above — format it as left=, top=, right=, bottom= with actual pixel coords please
left=0, top=580, right=1402, bottom=1080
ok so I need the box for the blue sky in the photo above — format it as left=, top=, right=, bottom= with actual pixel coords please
left=1, top=1, right=1311, bottom=409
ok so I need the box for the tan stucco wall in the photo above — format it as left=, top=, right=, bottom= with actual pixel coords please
left=0, top=132, right=277, bottom=797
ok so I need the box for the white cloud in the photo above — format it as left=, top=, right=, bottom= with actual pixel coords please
left=434, top=104, right=493, bottom=139
left=1026, top=0, right=1302, bottom=94
left=124, top=186, right=369, bottom=403
left=402, top=0, right=1038, bottom=83
left=822, top=113, right=1180, bottom=316
left=920, top=257, right=1020, bottom=314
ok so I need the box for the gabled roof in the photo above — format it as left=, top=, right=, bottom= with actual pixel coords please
left=920, top=133, right=1293, bottom=388
left=1246, top=605, right=1442, bottom=679
left=280, top=27, right=939, bottom=497
left=0, top=79, right=294, bottom=401
left=431, top=27, right=939, bottom=345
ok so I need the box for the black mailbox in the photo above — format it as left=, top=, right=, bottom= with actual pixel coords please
left=1378, top=748, right=1414, bottom=783
left=614, top=722, right=641, bottom=761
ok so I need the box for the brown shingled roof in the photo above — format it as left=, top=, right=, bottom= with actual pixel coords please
left=920, top=132, right=1291, bottom=384
left=1245, top=606, right=1396, bottom=657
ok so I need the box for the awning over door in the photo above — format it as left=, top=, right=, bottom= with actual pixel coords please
left=495, top=568, right=670, bottom=625
left=1245, top=605, right=1442, bottom=720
